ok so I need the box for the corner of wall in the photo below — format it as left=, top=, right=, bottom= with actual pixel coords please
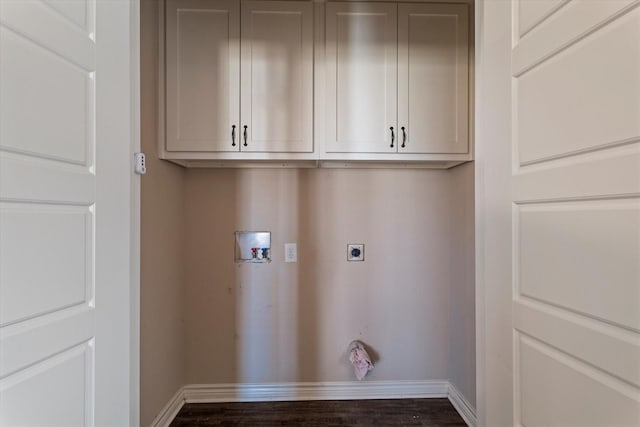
left=140, top=0, right=187, bottom=425
left=447, top=163, right=477, bottom=411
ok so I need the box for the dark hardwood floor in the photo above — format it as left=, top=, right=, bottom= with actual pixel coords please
left=170, top=398, right=466, bottom=426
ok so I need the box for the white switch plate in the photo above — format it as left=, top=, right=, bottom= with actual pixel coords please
left=347, top=244, right=364, bottom=261
left=285, top=243, right=297, bottom=263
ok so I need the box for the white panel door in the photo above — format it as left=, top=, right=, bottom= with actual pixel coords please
left=325, top=2, right=397, bottom=153
left=165, top=0, right=240, bottom=152
left=398, top=3, right=469, bottom=154
left=478, top=0, right=640, bottom=426
left=0, top=0, right=135, bottom=425
left=241, top=1, right=313, bottom=153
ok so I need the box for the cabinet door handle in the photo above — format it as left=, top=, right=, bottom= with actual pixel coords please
left=231, top=125, right=236, bottom=147
left=401, top=126, right=406, bottom=148
left=390, top=126, right=395, bottom=148
left=243, top=125, right=248, bottom=147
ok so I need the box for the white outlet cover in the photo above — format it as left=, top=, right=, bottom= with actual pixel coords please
left=285, top=243, right=297, bottom=263
left=347, top=244, right=364, bottom=261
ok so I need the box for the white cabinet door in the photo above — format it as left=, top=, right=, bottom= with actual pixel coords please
left=326, top=2, right=397, bottom=153
left=165, top=0, right=240, bottom=152
left=241, top=1, right=313, bottom=153
left=398, top=4, right=469, bottom=154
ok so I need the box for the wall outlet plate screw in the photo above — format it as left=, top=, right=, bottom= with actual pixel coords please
left=347, top=244, right=364, bottom=261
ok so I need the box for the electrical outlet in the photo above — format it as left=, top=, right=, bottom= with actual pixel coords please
left=285, top=243, right=297, bottom=263
left=347, top=244, right=364, bottom=261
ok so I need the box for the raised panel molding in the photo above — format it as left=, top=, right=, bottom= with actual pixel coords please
left=511, top=0, right=640, bottom=424
left=1, top=0, right=133, bottom=424
left=514, top=198, right=640, bottom=331
left=514, top=299, right=640, bottom=389
left=0, top=152, right=95, bottom=204
left=513, top=0, right=639, bottom=75
left=515, top=333, right=640, bottom=427
left=0, top=308, right=95, bottom=379
left=0, top=341, right=95, bottom=427
left=515, top=5, right=640, bottom=166
left=0, top=27, right=94, bottom=165
left=0, top=203, right=93, bottom=327
left=43, top=0, right=95, bottom=36
left=515, top=0, right=569, bottom=40
left=513, top=144, right=640, bottom=202
left=0, top=1, right=96, bottom=71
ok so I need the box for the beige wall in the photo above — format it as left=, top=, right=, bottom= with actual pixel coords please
left=141, top=1, right=475, bottom=418
left=184, top=168, right=471, bottom=384
left=448, top=163, right=476, bottom=407
left=140, top=0, right=186, bottom=425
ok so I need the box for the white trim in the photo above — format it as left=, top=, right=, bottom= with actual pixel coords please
left=448, top=383, right=477, bottom=427
left=150, top=380, right=478, bottom=426
left=474, top=0, right=487, bottom=426
left=129, top=0, right=141, bottom=426
left=149, top=387, right=186, bottom=427
left=182, top=380, right=449, bottom=403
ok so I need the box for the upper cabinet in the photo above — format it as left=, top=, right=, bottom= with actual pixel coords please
left=163, top=0, right=314, bottom=160
left=160, top=0, right=472, bottom=167
left=324, top=2, right=470, bottom=159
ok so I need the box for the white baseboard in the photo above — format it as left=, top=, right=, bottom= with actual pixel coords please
left=149, top=387, right=185, bottom=427
left=183, top=380, right=449, bottom=403
left=447, top=383, right=477, bottom=427
left=151, top=380, right=476, bottom=427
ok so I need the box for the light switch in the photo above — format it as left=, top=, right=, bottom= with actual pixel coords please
left=285, top=243, right=297, bottom=263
